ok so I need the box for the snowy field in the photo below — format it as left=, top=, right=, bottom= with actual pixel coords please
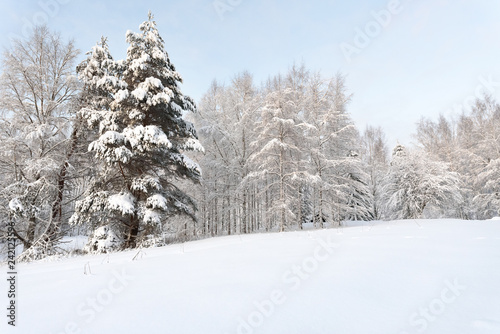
left=2, top=219, right=500, bottom=334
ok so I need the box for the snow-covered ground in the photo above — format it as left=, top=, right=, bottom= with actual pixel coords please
left=2, top=219, right=500, bottom=334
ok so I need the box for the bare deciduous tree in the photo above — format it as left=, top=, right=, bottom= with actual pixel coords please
left=0, top=25, right=79, bottom=256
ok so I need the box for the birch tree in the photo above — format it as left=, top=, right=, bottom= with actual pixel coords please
left=0, top=26, right=79, bottom=257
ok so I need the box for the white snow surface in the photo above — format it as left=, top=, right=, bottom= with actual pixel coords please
left=2, top=219, right=500, bottom=334
left=59, top=235, right=89, bottom=252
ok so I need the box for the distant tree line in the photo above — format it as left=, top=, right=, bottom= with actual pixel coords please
left=0, top=17, right=498, bottom=260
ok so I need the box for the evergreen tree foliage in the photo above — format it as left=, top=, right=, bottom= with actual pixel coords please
left=71, top=13, right=203, bottom=249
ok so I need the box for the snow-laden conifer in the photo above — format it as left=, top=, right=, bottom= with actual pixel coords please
left=71, top=13, right=203, bottom=249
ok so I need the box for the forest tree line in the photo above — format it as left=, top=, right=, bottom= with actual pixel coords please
left=1, top=20, right=499, bottom=260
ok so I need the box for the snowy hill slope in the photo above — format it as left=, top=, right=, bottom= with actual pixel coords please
left=2, top=219, right=500, bottom=334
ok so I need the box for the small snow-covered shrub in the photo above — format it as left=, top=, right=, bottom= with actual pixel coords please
left=85, top=225, right=123, bottom=253
left=16, top=240, right=65, bottom=262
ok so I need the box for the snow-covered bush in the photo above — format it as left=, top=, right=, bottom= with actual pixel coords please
left=383, top=145, right=461, bottom=219
left=84, top=225, right=123, bottom=254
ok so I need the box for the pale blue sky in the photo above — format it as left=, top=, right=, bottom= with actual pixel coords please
left=1, top=0, right=500, bottom=148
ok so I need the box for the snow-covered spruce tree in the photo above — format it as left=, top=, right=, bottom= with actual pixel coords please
left=71, top=13, right=203, bottom=250
left=342, top=150, right=373, bottom=221
left=383, top=144, right=461, bottom=220
left=70, top=37, right=127, bottom=252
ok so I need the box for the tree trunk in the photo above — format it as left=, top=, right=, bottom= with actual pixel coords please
left=11, top=224, right=32, bottom=250
left=242, top=190, right=247, bottom=234
left=298, top=186, right=303, bottom=230
left=26, top=216, right=36, bottom=246
left=47, top=118, right=80, bottom=243
left=124, top=216, right=140, bottom=248
left=280, top=146, right=285, bottom=232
